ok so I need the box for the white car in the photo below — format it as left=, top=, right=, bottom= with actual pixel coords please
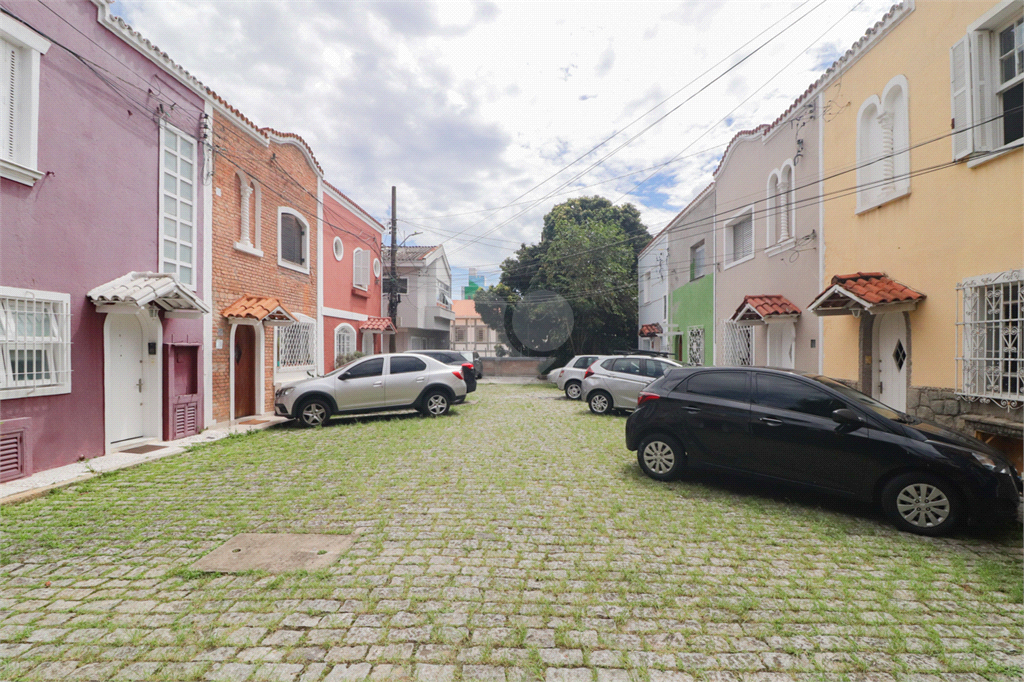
left=275, top=354, right=467, bottom=427
left=581, top=355, right=682, bottom=414
left=556, top=355, right=608, bottom=400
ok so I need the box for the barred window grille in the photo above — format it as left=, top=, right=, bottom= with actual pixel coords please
left=454, top=326, right=467, bottom=343
left=957, top=270, right=1022, bottom=406
left=722, top=320, right=753, bottom=367
left=687, top=326, right=704, bottom=366
left=277, top=322, right=316, bottom=369
left=0, top=289, right=72, bottom=395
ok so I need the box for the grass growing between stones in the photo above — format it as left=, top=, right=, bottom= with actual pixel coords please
left=1, top=383, right=1021, bottom=682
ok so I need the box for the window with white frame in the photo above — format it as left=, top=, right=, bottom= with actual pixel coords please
left=276, top=320, right=316, bottom=370
left=437, top=281, right=451, bottom=309
left=856, top=75, right=910, bottom=212
left=956, top=269, right=1022, bottom=404
left=689, top=241, right=706, bottom=281
left=353, top=248, right=370, bottom=289
left=278, top=209, right=308, bottom=271
left=1, top=21, right=49, bottom=185
left=0, top=287, right=71, bottom=398
left=334, top=323, right=356, bottom=361
left=234, top=171, right=262, bottom=254
left=951, top=2, right=1024, bottom=159
left=161, top=125, right=198, bottom=286
left=767, top=162, right=795, bottom=245
left=726, top=211, right=753, bottom=264
left=640, top=271, right=650, bottom=304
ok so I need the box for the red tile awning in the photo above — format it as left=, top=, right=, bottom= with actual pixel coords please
left=730, top=295, right=801, bottom=324
left=639, top=323, right=663, bottom=337
left=359, top=316, right=395, bottom=333
left=222, top=295, right=297, bottom=326
left=808, top=272, right=925, bottom=316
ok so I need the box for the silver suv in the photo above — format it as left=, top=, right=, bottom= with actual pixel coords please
left=275, top=354, right=468, bottom=427
left=556, top=355, right=608, bottom=400
left=581, top=355, right=682, bottom=414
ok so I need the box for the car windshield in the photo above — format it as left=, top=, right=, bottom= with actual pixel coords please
left=810, top=375, right=903, bottom=421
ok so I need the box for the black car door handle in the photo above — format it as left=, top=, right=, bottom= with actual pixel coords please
left=759, top=417, right=783, bottom=426
left=684, top=406, right=700, bottom=414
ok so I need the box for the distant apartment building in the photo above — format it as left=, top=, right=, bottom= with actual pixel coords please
left=381, top=246, right=454, bottom=351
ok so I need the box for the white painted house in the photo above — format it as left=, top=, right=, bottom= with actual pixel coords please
left=381, top=245, right=454, bottom=351
left=637, top=229, right=670, bottom=352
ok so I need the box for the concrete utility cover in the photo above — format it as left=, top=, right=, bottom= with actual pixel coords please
left=191, top=533, right=355, bottom=573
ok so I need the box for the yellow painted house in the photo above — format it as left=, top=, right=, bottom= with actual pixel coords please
left=813, top=0, right=1022, bottom=468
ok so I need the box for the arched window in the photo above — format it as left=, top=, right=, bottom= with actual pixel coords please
left=334, top=323, right=356, bottom=362
left=857, top=75, right=910, bottom=212
left=278, top=208, right=309, bottom=273
left=766, top=161, right=795, bottom=247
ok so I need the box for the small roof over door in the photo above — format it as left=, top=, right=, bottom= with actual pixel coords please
left=808, top=272, right=924, bottom=316
left=730, top=295, right=801, bottom=325
left=359, top=316, right=396, bottom=333
left=88, top=271, right=211, bottom=317
left=222, top=295, right=297, bottom=326
left=639, top=323, right=663, bottom=337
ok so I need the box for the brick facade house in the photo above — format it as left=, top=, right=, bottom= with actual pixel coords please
left=208, top=101, right=322, bottom=423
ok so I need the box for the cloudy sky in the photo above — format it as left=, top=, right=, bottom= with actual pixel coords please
left=111, top=0, right=897, bottom=293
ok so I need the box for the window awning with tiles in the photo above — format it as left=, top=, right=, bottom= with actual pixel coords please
left=222, top=295, right=296, bottom=326
left=808, top=272, right=925, bottom=316
left=359, top=317, right=395, bottom=334
left=730, top=294, right=801, bottom=325
left=88, top=272, right=210, bottom=318
left=639, top=323, right=663, bottom=337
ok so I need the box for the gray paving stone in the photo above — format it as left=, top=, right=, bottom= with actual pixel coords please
left=415, top=663, right=456, bottom=682
left=545, top=668, right=591, bottom=682
left=206, top=662, right=257, bottom=681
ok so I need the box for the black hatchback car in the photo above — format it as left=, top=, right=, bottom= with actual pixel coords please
left=625, top=367, right=1022, bottom=536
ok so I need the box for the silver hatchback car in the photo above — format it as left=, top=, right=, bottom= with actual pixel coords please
left=581, top=355, right=682, bottom=415
left=275, top=354, right=468, bottom=427
left=556, top=355, right=608, bottom=400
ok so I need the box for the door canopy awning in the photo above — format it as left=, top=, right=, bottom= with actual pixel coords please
left=359, top=316, right=396, bottom=334
left=639, top=323, right=663, bottom=337
left=730, top=294, right=801, bottom=325
left=88, top=271, right=211, bottom=318
left=808, top=272, right=925, bottom=316
left=222, top=295, right=297, bottom=326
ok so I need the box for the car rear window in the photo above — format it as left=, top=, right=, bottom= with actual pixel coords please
left=391, top=357, right=427, bottom=374
left=685, top=371, right=749, bottom=402
left=573, top=356, right=595, bottom=368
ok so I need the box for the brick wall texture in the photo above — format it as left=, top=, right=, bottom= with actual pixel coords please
left=210, top=112, right=319, bottom=422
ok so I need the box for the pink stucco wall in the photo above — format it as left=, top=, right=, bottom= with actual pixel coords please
left=0, top=0, right=207, bottom=473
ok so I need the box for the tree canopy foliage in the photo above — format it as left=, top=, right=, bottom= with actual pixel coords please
left=474, top=196, right=651, bottom=357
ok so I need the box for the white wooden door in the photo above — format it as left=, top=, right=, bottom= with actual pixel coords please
left=109, top=314, right=145, bottom=443
left=767, top=322, right=796, bottom=369
left=876, top=313, right=907, bottom=411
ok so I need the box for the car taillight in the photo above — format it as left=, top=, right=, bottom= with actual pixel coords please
left=637, top=391, right=659, bottom=407
left=453, top=370, right=464, bottom=380
left=558, top=369, right=564, bottom=377
left=584, top=367, right=594, bottom=379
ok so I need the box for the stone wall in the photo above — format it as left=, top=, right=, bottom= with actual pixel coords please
left=481, top=357, right=550, bottom=377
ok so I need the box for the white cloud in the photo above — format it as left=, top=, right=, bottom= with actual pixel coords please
left=112, top=0, right=897, bottom=272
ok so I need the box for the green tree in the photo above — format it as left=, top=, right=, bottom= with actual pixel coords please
left=474, top=196, right=650, bottom=356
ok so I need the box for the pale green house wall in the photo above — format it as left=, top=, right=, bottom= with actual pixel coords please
left=670, top=273, right=714, bottom=365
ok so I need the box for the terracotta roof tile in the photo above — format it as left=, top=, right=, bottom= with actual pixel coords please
left=222, top=295, right=295, bottom=322
left=452, top=299, right=481, bottom=318
left=359, top=316, right=395, bottom=332
left=830, top=272, right=925, bottom=305
left=732, top=295, right=801, bottom=322
left=639, top=323, right=663, bottom=337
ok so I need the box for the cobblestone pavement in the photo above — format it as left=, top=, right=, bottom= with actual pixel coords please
left=1, top=385, right=1021, bottom=682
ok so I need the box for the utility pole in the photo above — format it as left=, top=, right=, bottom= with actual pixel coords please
left=387, top=186, right=398, bottom=353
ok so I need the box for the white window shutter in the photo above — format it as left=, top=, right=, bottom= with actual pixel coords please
left=970, top=31, right=993, bottom=151
left=361, top=251, right=370, bottom=287
left=2, top=40, right=18, bottom=163
left=950, top=35, right=974, bottom=160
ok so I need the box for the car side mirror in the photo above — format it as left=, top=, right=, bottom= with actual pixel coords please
left=831, top=408, right=865, bottom=426
left=339, top=373, right=350, bottom=381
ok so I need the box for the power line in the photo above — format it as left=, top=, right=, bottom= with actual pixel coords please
left=446, top=0, right=837, bottom=258
left=431, top=0, right=823, bottom=255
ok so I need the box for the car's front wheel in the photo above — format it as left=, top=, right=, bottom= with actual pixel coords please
left=420, top=390, right=451, bottom=416
left=297, top=397, right=331, bottom=428
left=637, top=434, right=686, bottom=481
left=588, top=390, right=612, bottom=415
left=564, top=381, right=582, bottom=400
left=881, top=472, right=962, bottom=536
